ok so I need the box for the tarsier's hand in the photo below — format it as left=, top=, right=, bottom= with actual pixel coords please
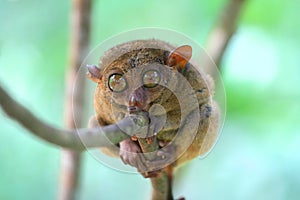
left=119, top=138, right=144, bottom=168
left=142, top=144, right=176, bottom=178
left=119, top=138, right=161, bottom=178
left=120, top=137, right=176, bottom=178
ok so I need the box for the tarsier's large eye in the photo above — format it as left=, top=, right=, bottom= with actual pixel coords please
left=142, top=70, right=161, bottom=88
left=108, top=73, right=127, bottom=92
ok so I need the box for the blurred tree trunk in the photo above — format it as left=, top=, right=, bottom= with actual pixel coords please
left=58, top=0, right=91, bottom=200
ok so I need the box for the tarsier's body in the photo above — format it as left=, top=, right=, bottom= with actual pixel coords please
left=88, top=39, right=219, bottom=200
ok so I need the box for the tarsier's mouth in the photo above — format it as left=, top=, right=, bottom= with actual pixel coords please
left=127, top=105, right=140, bottom=113
left=127, top=92, right=145, bottom=113
left=127, top=100, right=151, bottom=113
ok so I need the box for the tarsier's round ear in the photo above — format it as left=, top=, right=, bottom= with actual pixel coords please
left=86, top=65, right=102, bottom=83
left=166, top=45, right=192, bottom=70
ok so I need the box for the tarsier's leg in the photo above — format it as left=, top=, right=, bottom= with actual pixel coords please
left=176, top=100, right=220, bottom=164
left=198, top=101, right=220, bottom=155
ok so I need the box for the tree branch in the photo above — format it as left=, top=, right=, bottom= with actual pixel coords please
left=0, top=84, right=150, bottom=151
left=205, top=0, right=246, bottom=73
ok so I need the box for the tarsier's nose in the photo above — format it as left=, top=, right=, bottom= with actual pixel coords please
left=128, top=88, right=148, bottom=113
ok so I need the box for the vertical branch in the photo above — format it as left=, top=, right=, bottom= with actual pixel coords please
left=150, top=171, right=170, bottom=200
left=138, top=138, right=170, bottom=200
left=58, top=0, right=92, bottom=200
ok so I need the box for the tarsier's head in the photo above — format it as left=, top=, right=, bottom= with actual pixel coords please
left=87, top=39, right=194, bottom=120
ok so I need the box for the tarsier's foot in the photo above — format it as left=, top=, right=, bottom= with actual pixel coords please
left=139, top=145, right=176, bottom=179
left=143, top=144, right=176, bottom=172
left=141, top=152, right=174, bottom=178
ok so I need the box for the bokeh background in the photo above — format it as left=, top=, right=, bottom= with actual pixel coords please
left=0, top=0, right=299, bottom=200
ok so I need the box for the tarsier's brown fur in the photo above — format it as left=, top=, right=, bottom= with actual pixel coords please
left=88, top=39, right=220, bottom=200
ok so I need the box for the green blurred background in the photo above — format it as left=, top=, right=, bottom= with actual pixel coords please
left=0, top=0, right=299, bottom=199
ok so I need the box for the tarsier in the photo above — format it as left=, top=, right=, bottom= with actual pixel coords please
left=87, top=39, right=220, bottom=200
